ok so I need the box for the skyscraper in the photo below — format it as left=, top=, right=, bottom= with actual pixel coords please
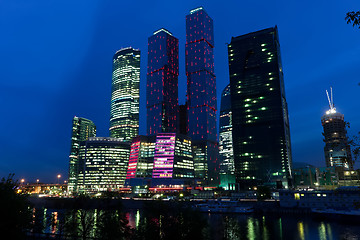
left=321, top=88, right=352, bottom=169
left=77, top=137, right=130, bottom=193
left=147, top=28, right=179, bottom=135
left=186, top=7, right=218, bottom=185
left=110, top=47, right=140, bottom=142
left=68, top=116, right=96, bottom=193
left=228, top=27, right=292, bottom=188
left=219, top=84, right=235, bottom=175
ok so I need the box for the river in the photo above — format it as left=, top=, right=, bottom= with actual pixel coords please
left=30, top=208, right=360, bottom=239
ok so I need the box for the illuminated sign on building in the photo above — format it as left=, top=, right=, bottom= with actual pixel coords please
left=126, top=140, right=140, bottom=179
left=152, top=133, right=176, bottom=178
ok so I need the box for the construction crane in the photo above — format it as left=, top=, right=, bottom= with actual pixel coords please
left=326, top=87, right=336, bottom=114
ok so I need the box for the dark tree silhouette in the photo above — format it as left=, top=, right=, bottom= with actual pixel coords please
left=132, top=201, right=208, bottom=240
left=349, top=132, right=360, bottom=164
left=346, top=11, right=360, bottom=28
left=0, top=174, right=32, bottom=240
left=96, top=209, right=132, bottom=240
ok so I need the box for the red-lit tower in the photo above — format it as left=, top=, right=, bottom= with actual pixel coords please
left=147, top=28, right=179, bottom=135
left=186, top=7, right=218, bottom=185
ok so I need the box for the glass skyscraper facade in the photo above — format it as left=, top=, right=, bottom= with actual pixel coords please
left=77, top=137, right=130, bottom=193
left=228, top=27, right=292, bottom=188
left=68, top=116, right=96, bottom=193
left=110, top=47, right=140, bottom=142
left=147, top=28, right=179, bottom=135
left=186, top=7, right=218, bottom=185
left=219, top=84, right=235, bottom=175
left=322, top=110, right=352, bottom=169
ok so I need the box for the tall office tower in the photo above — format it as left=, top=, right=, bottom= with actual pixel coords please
left=321, top=88, right=352, bottom=169
left=77, top=137, right=130, bottom=193
left=110, top=47, right=140, bottom=142
left=147, top=28, right=179, bottom=135
left=219, top=84, right=235, bottom=175
left=186, top=7, right=218, bottom=185
left=68, top=116, right=96, bottom=193
left=228, top=27, right=292, bottom=189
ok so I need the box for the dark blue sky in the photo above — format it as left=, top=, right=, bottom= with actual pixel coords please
left=1, top=0, right=359, bottom=183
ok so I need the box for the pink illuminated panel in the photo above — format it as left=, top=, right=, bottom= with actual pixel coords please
left=126, top=140, right=140, bottom=179
left=152, top=133, right=176, bottom=178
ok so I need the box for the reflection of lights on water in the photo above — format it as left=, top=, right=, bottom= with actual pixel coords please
left=51, top=212, right=58, bottom=234
left=298, top=221, right=305, bottom=240
left=94, top=209, right=98, bottom=230
left=135, top=210, right=140, bottom=228
left=43, top=208, right=47, bottom=230
left=247, top=217, right=255, bottom=240
left=318, top=222, right=327, bottom=240
left=262, top=217, right=269, bottom=240
left=326, top=223, right=332, bottom=239
left=317, top=222, right=333, bottom=240
left=32, top=208, right=36, bottom=225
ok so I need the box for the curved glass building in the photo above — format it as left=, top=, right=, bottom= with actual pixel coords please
left=219, top=84, right=235, bottom=175
left=110, top=47, right=140, bottom=142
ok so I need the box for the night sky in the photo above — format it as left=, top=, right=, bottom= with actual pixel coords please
left=1, top=0, right=359, bottom=183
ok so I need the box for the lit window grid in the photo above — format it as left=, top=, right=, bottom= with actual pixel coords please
left=110, top=48, right=140, bottom=142
left=77, top=138, right=130, bottom=193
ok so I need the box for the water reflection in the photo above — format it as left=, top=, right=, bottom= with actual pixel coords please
left=29, top=207, right=360, bottom=240
left=247, top=217, right=255, bottom=240
left=50, top=211, right=58, bottom=233
left=298, top=221, right=305, bottom=240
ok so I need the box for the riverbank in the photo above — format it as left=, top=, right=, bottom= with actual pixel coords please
left=28, top=196, right=313, bottom=215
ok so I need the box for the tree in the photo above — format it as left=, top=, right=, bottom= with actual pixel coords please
left=346, top=11, right=360, bottom=29
left=132, top=201, right=208, bottom=240
left=349, top=132, right=360, bottom=165
left=0, top=174, right=32, bottom=240
left=96, top=209, right=132, bottom=240
left=64, top=195, right=96, bottom=240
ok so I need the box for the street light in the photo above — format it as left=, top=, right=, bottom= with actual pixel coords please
left=36, top=179, right=39, bottom=184
left=21, top=179, right=25, bottom=185
left=57, top=174, right=61, bottom=185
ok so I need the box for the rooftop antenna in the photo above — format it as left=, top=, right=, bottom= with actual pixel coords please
left=326, top=87, right=336, bottom=114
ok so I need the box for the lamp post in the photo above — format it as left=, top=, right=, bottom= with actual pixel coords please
left=21, top=179, right=25, bottom=185
left=57, top=174, right=61, bottom=185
